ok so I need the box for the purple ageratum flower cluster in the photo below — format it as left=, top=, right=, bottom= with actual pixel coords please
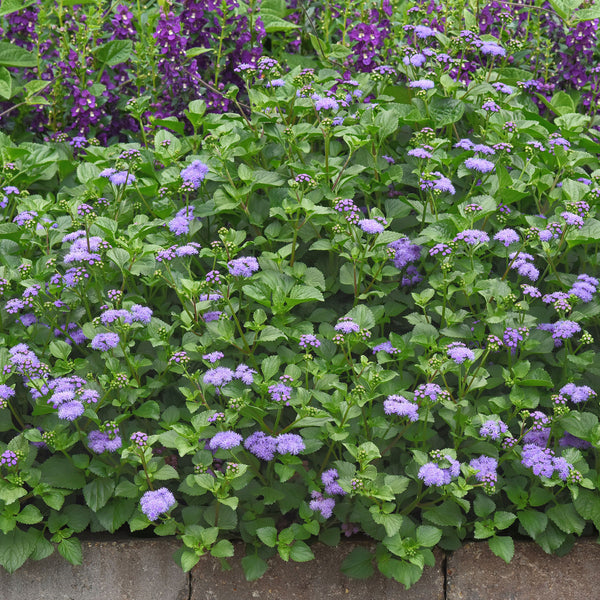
left=130, top=432, right=148, bottom=447
left=479, top=419, right=508, bottom=440
left=309, top=491, right=335, bottom=518
left=464, top=157, right=495, bottom=173
left=203, top=367, right=233, bottom=387
left=388, top=237, right=421, bottom=270
left=275, top=433, right=305, bottom=455
left=228, top=256, right=259, bottom=277
left=408, top=147, right=433, bottom=159
left=429, top=243, right=453, bottom=258
left=322, top=468, right=346, bottom=495
left=418, top=456, right=460, bottom=486
left=493, top=228, right=519, bottom=247
left=446, top=342, right=475, bottom=364
left=140, top=487, right=176, bottom=521
left=454, top=229, right=490, bottom=245
left=559, top=383, right=596, bottom=404
left=8, top=344, right=47, bottom=378
left=268, top=382, right=292, bottom=403
left=523, top=427, right=550, bottom=447
left=203, top=351, right=224, bottom=364
left=561, top=211, right=584, bottom=229
left=88, top=430, right=122, bottom=453
left=100, top=305, right=153, bottom=326
left=209, top=431, right=243, bottom=450
left=244, top=431, right=305, bottom=459
left=414, top=383, right=448, bottom=403
left=521, top=444, right=572, bottom=481
left=203, top=364, right=256, bottom=388
left=383, top=395, right=419, bottom=421
left=0, top=384, right=15, bottom=408
left=168, top=206, right=195, bottom=236
left=469, top=456, right=498, bottom=488
left=419, top=171, right=456, bottom=195
left=569, top=274, right=599, bottom=303
left=244, top=432, right=277, bottom=461
left=180, top=160, right=209, bottom=189
left=299, top=334, right=320, bottom=349
left=503, top=327, right=528, bottom=353
left=63, top=235, right=109, bottom=265
left=334, top=317, right=360, bottom=334
left=0, top=450, right=18, bottom=467
left=358, top=218, right=386, bottom=234
left=408, top=79, right=434, bottom=89
left=509, top=252, right=539, bottom=281
left=312, top=94, right=339, bottom=112
left=538, top=320, right=581, bottom=347
left=372, top=340, right=399, bottom=354
left=522, top=284, right=541, bottom=298
left=90, top=332, right=120, bottom=351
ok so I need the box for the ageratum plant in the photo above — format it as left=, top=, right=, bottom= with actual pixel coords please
left=0, top=0, right=600, bottom=590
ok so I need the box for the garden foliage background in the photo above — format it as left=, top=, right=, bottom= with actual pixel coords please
left=1, top=0, right=600, bottom=588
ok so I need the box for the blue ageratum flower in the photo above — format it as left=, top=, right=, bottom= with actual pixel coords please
left=90, top=333, right=120, bottom=351
left=209, top=431, right=243, bottom=450
left=140, top=487, right=176, bottom=521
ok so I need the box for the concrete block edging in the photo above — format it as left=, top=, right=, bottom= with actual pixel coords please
left=0, top=537, right=597, bottom=599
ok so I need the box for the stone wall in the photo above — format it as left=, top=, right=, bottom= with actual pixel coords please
left=0, top=538, right=598, bottom=599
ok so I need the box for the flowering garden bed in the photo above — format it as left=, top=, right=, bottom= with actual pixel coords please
left=1, top=0, right=600, bottom=589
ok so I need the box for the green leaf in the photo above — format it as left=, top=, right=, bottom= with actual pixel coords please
left=488, top=535, right=514, bottom=563
left=429, top=97, right=465, bottom=127
left=0, top=66, right=12, bottom=100
left=16, top=505, right=42, bottom=525
left=561, top=412, right=598, bottom=441
left=29, top=529, right=54, bottom=561
left=416, top=525, right=442, bottom=547
left=83, top=478, right=115, bottom=512
left=211, top=539, right=234, bottom=558
left=341, top=547, right=374, bottom=579
left=345, top=304, right=375, bottom=330
left=423, top=501, right=465, bottom=527
left=262, top=12, right=299, bottom=32
left=0, top=528, right=36, bottom=572
left=261, top=355, right=281, bottom=380
left=548, top=0, right=583, bottom=19
left=94, top=40, right=133, bottom=66
left=134, top=400, right=161, bottom=420
left=40, top=456, right=86, bottom=490
left=154, top=464, right=179, bottom=481
left=547, top=503, right=585, bottom=535
left=573, top=488, right=600, bottom=528
left=0, top=42, right=37, bottom=67
left=0, top=480, right=27, bottom=504
left=573, top=5, right=600, bottom=22
left=95, top=498, right=135, bottom=533
left=58, top=537, right=83, bottom=566
left=519, top=368, right=553, bottom=388
left=474, top=495, right=496, bottom=518
left=257, top=526, right=278, bottom=547
left=63, top=505, right=91, bottom=533
left=241, top=554, right=269, bottom=581
left=289, top=541, right=314, bottom=562
left=378, top=556, right=423, bottom=589
left=178, top=548, right=202, bottom=572
left=0, top=0, right=37, bottom=16
left=374, top=109, right=399, bottom=141
left=107, top=248, right=131, bottom=269
left=494, top=512, right=516, bottom=530
left=518, top=509, right=548, bottom=538
left=370, top=508, right=403, bottom=537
